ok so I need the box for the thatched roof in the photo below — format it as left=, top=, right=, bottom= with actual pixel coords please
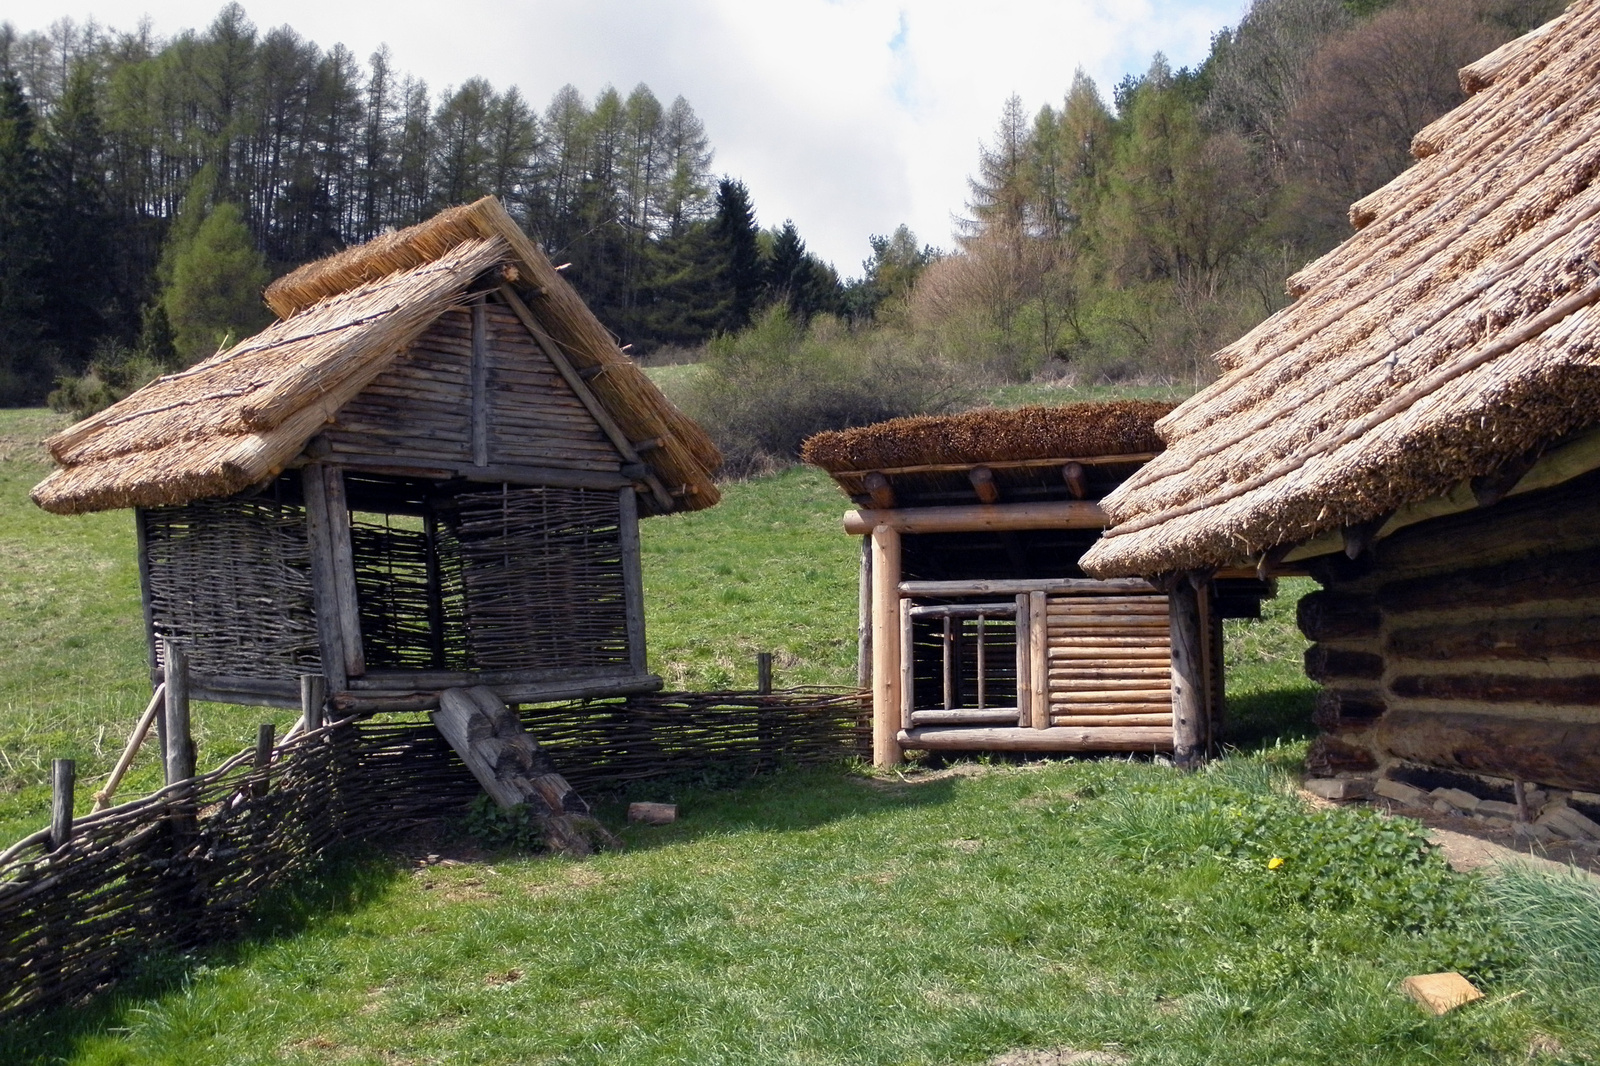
left=1082, top=2, right=1600, bottom=577
left=804, top=401, right=1173, bottom=506
left=33, top=197, right=720, bottom=515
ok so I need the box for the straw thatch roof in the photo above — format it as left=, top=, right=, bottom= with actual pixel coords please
left=1082, top=2, right=1600, bottom=577
left=32, top=197, right=720, bottom=516
left=804, top=401, right=1173, bottom=506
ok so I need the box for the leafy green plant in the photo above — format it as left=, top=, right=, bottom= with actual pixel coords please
left=461, top=795, right=545, bottom=852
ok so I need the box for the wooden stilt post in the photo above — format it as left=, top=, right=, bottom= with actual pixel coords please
left=857, top=536, right=872, bottom=689
left=1029, top=592, right=1050, bottom=729
left=619, top=487, right=648, bottom=676
left=1014, top=593, right=1031, bottom=728
left=162, top=640, right=194, bottom=784
left=900, top=598, right=916, bottom=732
left=870, top=523, right=903, bottom=767
left=1168, top=574, right=1207, bottom=769
left=50, top=759, right=74, bottom=851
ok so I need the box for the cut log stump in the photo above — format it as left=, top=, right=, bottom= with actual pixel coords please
left=433, top=686, right=617, bottom=856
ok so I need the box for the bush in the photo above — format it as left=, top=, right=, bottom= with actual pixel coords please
left=47, top=338, right=170, bottom=418
left=681, top=306, right=968, bottom=475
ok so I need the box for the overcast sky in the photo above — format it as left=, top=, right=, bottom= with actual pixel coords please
left=13, top=1, right=1246, bottom=275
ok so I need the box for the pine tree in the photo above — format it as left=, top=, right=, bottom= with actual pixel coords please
left=711, top=178, right=763, bottom=331
left=163, top=198, right=270, bottom=363
left=0, top=72, right=52, bottom=402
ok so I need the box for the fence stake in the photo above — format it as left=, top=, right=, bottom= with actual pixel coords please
left=756, top=652, right=774, bottom=695
left=301, top=674, right=327, bottom=732
left=253, top=723, right=275, bottom=798
left=162, top=641, right=195, bottom=784
left=50, top=759, right=75, bottom=850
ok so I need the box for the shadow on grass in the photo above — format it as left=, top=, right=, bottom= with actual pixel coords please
left=0, top=843, right=403, bottom=1065
left=1222, top=684, right=1318, bottom=755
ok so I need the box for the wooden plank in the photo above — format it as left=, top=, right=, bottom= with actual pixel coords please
left=321, top=465, right=366, bottom=679
left=1049, top=702, right=1179, bottom=716
left=871, top=523, right=903, bottom=767
left=1030, top=591, right=1049, bottom=729
left=900, top=597, right=915, bottom=732
left=844, top=501, right=1106, bottom=536
left=1055, top=690, right=1172, bottom=703
left=471, top=301, right=490, bottom=467
left=618, top=487, right=648, bottom=676
left=899, top=726, right=1173, bottom=752
left=302, top=464, right=348, bottom=692
left=1169, top=575, right=1206, bottom=769
left=899, top=577, right=1156, bottom=598
left=1051, top=712, right=1173, bottom=727
left=1015, top=593, right=1030, bottom=728
left=911, top=708, right=1022, bottom=726
left=908, top=602, right=1018, bottom=620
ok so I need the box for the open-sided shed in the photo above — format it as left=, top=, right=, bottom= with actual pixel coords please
left=31, top=196, right=721, bottom=715
left=1082, top=3, right=1600, bottom=792
left=806, top=402, right=1272, bottom=767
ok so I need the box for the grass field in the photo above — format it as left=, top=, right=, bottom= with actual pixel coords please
left=3, top=406, right=1599, bottom=1065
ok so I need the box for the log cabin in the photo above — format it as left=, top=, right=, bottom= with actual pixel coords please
left=804, top=403, right=1273, bottom=767
left=31, top=196, right=721, bottom=717
left=1080, top=3, right=1600, bottom=792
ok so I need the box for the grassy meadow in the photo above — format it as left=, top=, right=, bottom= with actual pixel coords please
left=2, top=402, right=1598, bottom=1064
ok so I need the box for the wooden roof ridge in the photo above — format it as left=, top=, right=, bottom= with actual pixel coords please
left=32, top=197, right=722, bottom=516
left=1081, top=2, right=1600, bottom=578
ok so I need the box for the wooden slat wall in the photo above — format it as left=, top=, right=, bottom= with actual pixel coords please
left=1046, top=592, right=1172, bottom=723
left=1303, top=468, right=1600, bottom=788
left=322, top=304, right=624, bottom=477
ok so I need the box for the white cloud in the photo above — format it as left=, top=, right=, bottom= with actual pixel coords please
left=16, top=0, right=1245, bottom=273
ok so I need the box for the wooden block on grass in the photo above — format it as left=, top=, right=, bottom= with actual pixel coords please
left=1402, top=972, right=1482, bottom=1015
left=628, top=802, right=677, bottom=825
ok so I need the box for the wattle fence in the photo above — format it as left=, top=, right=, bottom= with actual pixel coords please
left=0, top=689, right=867, bottom=1022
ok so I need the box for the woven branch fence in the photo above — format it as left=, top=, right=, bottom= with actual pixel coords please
left=0, top=688, right=867, bottom=1023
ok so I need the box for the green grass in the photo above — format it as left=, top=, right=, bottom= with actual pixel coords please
left=3, top=407, right=1597, bottom=1065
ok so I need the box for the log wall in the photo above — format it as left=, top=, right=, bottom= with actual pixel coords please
left=1302, top=469, right=1600, bottom=790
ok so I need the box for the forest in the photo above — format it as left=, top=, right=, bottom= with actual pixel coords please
left=0, top=0, right=1568, bottom=429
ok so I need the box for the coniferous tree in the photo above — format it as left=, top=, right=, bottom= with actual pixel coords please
left=710, top=177, right=763, bottom=332
left=0, top=71, right=52, bottom=402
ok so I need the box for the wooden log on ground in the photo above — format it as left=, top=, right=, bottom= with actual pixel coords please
left=871, top=523, right=903, bottom=767
left=898, top=725, right=1173, bottom=752
left=627, top=802, right=677, bottom=825
left=1168, top=576, right=1206, bottom=769
left=431, top=686, right=615, bottom=856
left=844, top=501, right=1106, bottom=536
left=1376, top=710, right=1600, bottom=791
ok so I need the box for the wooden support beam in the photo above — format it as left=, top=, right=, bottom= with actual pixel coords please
left=619, top=487, right=648, bottom=675
left=871, top=523, right=904, bottom=767
left=843, top=501, right=1107, bottom=536
left=1030, top=592, right=1050, bottom=729
left=899, top=725, right=1174, bottom=752
left=909, top=602, right=1018, bottom=620
left=857, top=536, right=872, bottom=689
left=863, top=471, right=897, bottom=510
left=50, top=759, right=74, bottom=851
left=162, top=640, right=195, bottom=784
left=1014, top=593, right=1030, bottom=728
left=900, top=599, right=915, bottom=731
left=300, top=673, right=327, bottom=732
left=470, top=301, right=490, bottom=467
left=911, top=708, right=1022, bottom=726
left=757, top=651, right=774, bottom=695
left=1168, top=576, right=1206, bottom=769
left=303, top=464, right=349, bottom=690
left=1062, top=462, right=1088, bottom=500
left=969, top=466, right=1000, bottom=504
left=899, top=577, right=1155, bottom=598
left=134, top=508, right=157, bottom=682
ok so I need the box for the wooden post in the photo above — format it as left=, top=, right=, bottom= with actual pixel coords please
left=1168, top=575, right=1207, bottom=769
left=756, top=652, right=773, bottom=694
left=162, top=641, right=195, bottom=784
left=942, top=615, right=955, bottom=710
left=134, top=508, right=158, bottom=683
left=1029, top=592, right=1050, bottom=729
left=253, top=723, right=275, bottom=799
left=301, top=673, right=327, bottom=732
left=321, top=465, right=365, bottom=679
left=900, top=598, right=916, bottom=731
left=619, top=487, right=648, bottom=675
left=303, top=464, right=350, bottom=692
left=857, top=536, right=872, bottom=689
left=1015, top=593, right=1031, bottom=728
left=50, top=759, right=74, bottom=851
left=470, top=300, right=490, bottom=467
left=976, top=614, right=987, bottom=710
left=870, top=523, right=903, bottom=767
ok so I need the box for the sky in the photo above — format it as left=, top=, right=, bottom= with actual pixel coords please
left=12, top=0, right=1247, bottom=276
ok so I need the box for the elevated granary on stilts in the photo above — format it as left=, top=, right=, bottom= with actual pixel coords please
left=804, top=403, right=1274, bottom=767
left=1079, top=1, right=1600, bottom=792
left=31, top=196, right=720, bottom=721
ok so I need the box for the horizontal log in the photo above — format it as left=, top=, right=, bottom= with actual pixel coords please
left=190, top=686, right=302, bottom=711
left=334, top=673, right=663, bottom=712
left=1048, top=617, right=1169, bottom=628
left=185, top=674, right=299, bottom=698
left=909, top=708, right=1022, bottom=726
left=1050, top=712, right=1172, bottom=727
left=1387, top=615, right=1600, bottom=663
left=1048, top=602, right=1167, bottom=614
left=1304, top=645, right=1385, bottom=682
left=1312, top=688, right=1387, bottom=731
left=907, top=603, right=1018, bottom=620
left=1048, top=644, right=1170, bottom=656
left=349, top=666, right=638, bottom=690
left=1376, top=709, right=1600, bottom=792
left=898, top=725, right=1173, bottom=752
left=1379, top=548, right=1600, bottom=615
left=1050, top=678, right=1171, bottom=691
left=1389, top=672, right=1600, bottom=705
left=1296, top=590, right=1381, bottom=641
left=844, top=501, right=1107, bottom=535
left=1054, top=689, right=1171, bottom=703
left=899, top=578, right=1156, bottom=597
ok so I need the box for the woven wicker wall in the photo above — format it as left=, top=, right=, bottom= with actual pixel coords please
left=142, top=495, right=320, bottom=682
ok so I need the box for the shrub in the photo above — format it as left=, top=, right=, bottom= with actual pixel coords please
left=681, top=306, right=968, bottom=475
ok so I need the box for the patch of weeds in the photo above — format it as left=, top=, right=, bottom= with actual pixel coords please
left=461, top=795, right=545, bottom=852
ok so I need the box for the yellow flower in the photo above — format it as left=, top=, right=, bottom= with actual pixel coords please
left=1267, top=857, right=1285, bottom=870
